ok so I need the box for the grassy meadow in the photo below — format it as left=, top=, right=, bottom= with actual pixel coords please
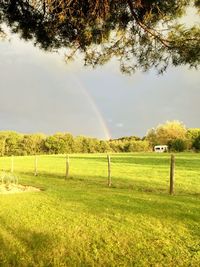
left=0, top=153, right=200, bottom=267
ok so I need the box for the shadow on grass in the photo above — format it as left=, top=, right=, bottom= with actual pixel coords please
left=65, top=154, right=200, bottom=172
left=18, top=170, right=67, bottom=180
left=15, top=169, right=200, bottom=200
left=62, top=155, right=170, bottom=167
left=18, top=173, right=198, bottom=226
left=18, top=171, right=165, bottom=192
left=61, top=187, right=200, bottom=226
left=0, top=217, right=54, bottom=266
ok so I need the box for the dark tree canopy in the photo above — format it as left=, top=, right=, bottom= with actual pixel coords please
left=0, top=0, right=200, bottom=73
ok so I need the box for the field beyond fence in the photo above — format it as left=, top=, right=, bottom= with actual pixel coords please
left=0, top=153, right=200, bottom=266
left=0, top=152, right=199, bottom=195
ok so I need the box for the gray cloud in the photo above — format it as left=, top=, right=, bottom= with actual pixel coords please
left=0, top=35, right=200, bottom=139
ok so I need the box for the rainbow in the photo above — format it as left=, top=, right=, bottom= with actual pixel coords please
left=70, top=76, right=111, bottom=140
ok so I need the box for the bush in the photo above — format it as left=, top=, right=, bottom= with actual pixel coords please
left=124, top=140, right=151, bottom=152
left=168, top=139, right=187, bottom=152
left=0, top=172, right=19, bottom=186
left=192, top=134, right=200, bottom=151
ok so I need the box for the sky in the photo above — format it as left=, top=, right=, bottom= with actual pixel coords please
left=0, top=9, right=200, bottom=140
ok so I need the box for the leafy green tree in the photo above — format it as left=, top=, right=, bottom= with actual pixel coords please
left=114, top=136, right=141, bottom=142
left=187, top=128, right=200, bottom=151
left=192, top=134, right=200, bottom=151
left=76, top=137, right=100, bottom=153
left=74, top=136, right=85, bottom=153
left=98, top=140, right=111, bottom=153
left=0, top=134, right=6, bottom=156
left=22, top=134, right=46, bottom=155
left=109, top=140, right=125, bottom=152
left=146, top=121, right=187, bottom=146
left=44, top=133, right=74, bottom=154
left=145, top=128, right=157, bottom=148
left=59, top=133, right=75, bottom=153
left=44, top=135, right=61, bottom=154
left=45, top=135, right=62, bottom=154
left=124, top=140, right=150, bottom=152
left=1, top=0, right=199, bottom=73
left=86, top=138, right=101, bottom=153
left=0, top=125, right=199, bottom=155
left=3, top=132, right=23, bottom=156
left=168, top=139, right=187, bottom=152
left=187, top=128, right=200, bottom=141
left=185, top=128, right=200, bottom=149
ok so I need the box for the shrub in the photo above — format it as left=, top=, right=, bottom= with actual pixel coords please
left=168, top=139, right=187, bottom=152
left=0, top=172, right=18, bottom=186
left=124, top=140, right=151, bottom=152
left=192, top=134, right=200, bottom=151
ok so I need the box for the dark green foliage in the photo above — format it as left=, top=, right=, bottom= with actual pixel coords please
left=168, top=139, right=187, bottom=152
left=45, top=133, right=74, bottom=154
left=112, top=136, right=141, bottom=142
left=0, top=0, right=199, bottom=73
left=0, top=130, right=150, bottom=155
left=22, top=134, right=46, bottom=155
left=146, top=122, right=200, bottom=152
left=0, top=125, right=199, bottom=156
left=187, top=128, right=200, bottom=141
left=146, top=121, right=187, bottom=149
left=0, top=131, right=23, bottom=156
left=98, top=140, right=111, bottom=153
left=124, top=140, right=150, bottom=152
left=192, top=134, right=200, bottom=151
left=0, top=135, right=6, bottom=156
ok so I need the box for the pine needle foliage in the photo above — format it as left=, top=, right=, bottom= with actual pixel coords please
left=0, top=0, right=200, bottom=73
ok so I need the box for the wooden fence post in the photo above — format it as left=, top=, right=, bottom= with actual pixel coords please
left=34, top=155, right=38, bottom=176
left=11, top=156, right=14, bottom=173
left=107, top=154, right=111, bottom=187
left=65, top=154, right=69, bottom=179
left=170, top=154, right=175, bottom=195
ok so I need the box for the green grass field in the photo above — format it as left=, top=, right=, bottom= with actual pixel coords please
left=0, top=153, right=200, bottom=267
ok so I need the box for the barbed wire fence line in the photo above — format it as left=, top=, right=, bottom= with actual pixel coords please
left=0, top=153, right=178, bottom=194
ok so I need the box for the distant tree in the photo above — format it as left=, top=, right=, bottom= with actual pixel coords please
left=44, top=135, right=61, bottom=154
left=124, top=140, right=150, bottom=152
left=3, top=132, right=23, bottom=156
left=1, top=0, right=199, bottom=74
left=99, top=140, right=111, bottom=153
left=192, top=134, right=200, bottom=151
left=187, top=128, right=200, bottom=141
left=145, top=128, right=157, bottom=148
left=146, top=121, right=187, bottom=148
left=73, top=136, right=83, bottom=153
left=114, top=136, right=141, bottom=142
left=185, top=128, right=200, bottom=149
left=61, top=133, right=75, bottom=153
left=44, top=133, right=74, bottom=154
left=0, top=125, right=198, bottom=156
left=82, top=137, right=100, bottom=153
left=109, top=140, right=125, bottom=152
left=22, top=134, right=46, bottom=155
left=0, top=135, right=6, bottom=156
left=168, top=139, right=187, bottom=152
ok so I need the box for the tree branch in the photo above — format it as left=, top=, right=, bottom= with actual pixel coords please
left=127, top=0, right=172, bottom=49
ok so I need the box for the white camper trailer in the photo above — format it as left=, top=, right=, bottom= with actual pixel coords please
left=154, top=145, right=168, bottom=153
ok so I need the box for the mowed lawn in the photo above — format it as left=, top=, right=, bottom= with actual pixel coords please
left=0, top=153, right=200, bottom=267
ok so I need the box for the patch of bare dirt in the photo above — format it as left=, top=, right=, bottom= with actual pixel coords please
left=0, top=184, right=41, bottom=194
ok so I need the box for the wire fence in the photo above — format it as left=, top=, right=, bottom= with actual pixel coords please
left=0, top=153, right=199, bottom=195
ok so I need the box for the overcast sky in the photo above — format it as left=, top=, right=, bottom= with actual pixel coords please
left=0, top=17, right=200, bottom=139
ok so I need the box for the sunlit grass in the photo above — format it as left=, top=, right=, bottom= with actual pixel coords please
left=0, top=153, right=200, bottom=266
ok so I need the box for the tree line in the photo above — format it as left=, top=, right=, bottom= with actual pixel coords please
left=0, top=121, right=199, bottom=156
